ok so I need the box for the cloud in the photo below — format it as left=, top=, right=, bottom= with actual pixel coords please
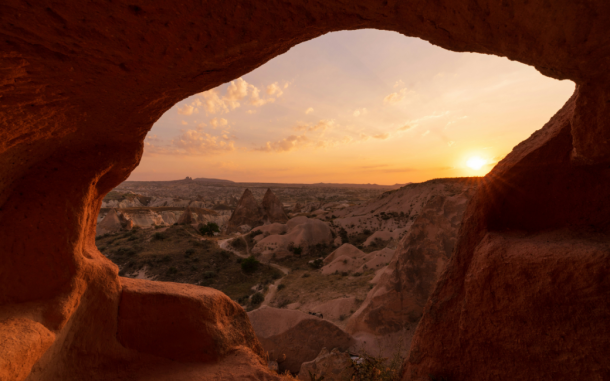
left=293, top=119, right=334, bottom=134
left=144, top=130, right=235, bottom=156
left=353, top=108, right=367, bottom=117
left=422, top=130, right=430, bottom=137
left=210, top=117, right=228, bottom=128
left=305, top=107, right=314, bottom=115
left=196, top=77, right=282, bottom=115
left=200, top=89, right=229, bottom=115
left=398, top=124, right=411, bottom=131
left=178, top=104, right=197, bottom=115
left=247, top=110, right=257, bottom=114
left=373, top=133, right=389, bottom=140
left=266, top=82, right=283, bottom=97
left=383, top=88, right=414, bottom=105
left=255, top=135, right=309, bottom=153
left=394, top=80, right=405, bottom=88
left=447, top=141, right=455, bottom=147
left=181, top=120, right=188, bottom=125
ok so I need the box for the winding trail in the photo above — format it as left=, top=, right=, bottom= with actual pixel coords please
left=218, top=236, right=290, bottom=306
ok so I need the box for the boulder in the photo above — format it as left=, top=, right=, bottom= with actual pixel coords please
left=321, top=244, right=368, bottom=275
left=225, top=189, right=264, bottom=234
left=261, top=188, right=289, bottom=224
left=298, top=348, right=354, bottom=381
left=118, top=278, right=264, bottom=363
left=248, top=306, right=354, bottom=373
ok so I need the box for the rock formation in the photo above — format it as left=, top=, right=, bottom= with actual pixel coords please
left=176, top=207, right=194, bottom=225
left=293, top=202, right=303, bottom=213
left=261, top=188, right=289, bottom=224
left=248, top=306, right=354, bottom=373
left=3, top=1, right=610, bottom=380
left=251, top=216, right=334, bottom=261
left=95, top=208, right=124, bottom=236
left=225, top=189, right=264, bottom=234
left=298, top=348, right=354, bottom=381
left=347, top=185, right=476, bottom=336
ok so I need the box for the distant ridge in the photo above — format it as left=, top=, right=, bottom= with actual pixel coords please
left=123, top=178, right=404, bottom=189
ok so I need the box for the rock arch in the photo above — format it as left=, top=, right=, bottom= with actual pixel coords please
left=1, top=1, right=609, bottom=380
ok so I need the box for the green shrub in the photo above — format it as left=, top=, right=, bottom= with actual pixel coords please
left=241, top=256, right=260, bottom=273
left=250, top=292, right=264, bottom=305
left=277, top=283, right=286, bottom=291
left=291, top=246, right=303, bottom=255
left=199, top=222, right=220, bottom=236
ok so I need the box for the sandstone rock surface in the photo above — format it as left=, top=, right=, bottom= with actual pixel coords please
left=298, top=348, right=354, bottom=381
left=3, top=1, right=610, bottom=380
left=262, top=188, right=289, bottom=224
left=403, top=95, right=610, bottom=381
left=252, top=216, right=334, bottom=260
left=248, top=306, right=354, bottom=373
left=225, top=189, right=264, bottom=234
left=118, top=278, right=263, bottom=362
left=348, top=182, right=477, bottom=336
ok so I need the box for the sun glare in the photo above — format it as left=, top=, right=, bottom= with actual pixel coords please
left=466, top=156, right=486, bottom=170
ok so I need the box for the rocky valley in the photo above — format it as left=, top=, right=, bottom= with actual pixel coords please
left=96, top=177, right=480, bottom=376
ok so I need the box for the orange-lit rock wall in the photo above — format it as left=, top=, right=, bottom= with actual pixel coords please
left=1, top=0, right=609, bottom=379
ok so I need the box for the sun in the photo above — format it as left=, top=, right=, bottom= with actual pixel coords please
left=466, top=156, right=487, bottom=170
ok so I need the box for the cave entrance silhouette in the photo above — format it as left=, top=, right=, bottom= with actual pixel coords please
left=2, top=1, right=610, bottom=380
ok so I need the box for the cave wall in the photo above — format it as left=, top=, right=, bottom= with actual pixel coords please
left=1, top=0, right=610, bottom=380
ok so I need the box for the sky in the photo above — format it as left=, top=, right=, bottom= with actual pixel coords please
left=130, top=29, right=575, bottom=185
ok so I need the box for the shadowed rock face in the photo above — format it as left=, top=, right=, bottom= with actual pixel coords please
left=347, top=182, right=477, bottom=336
left=2, top=1, right=610, bottom=380
left=225, top=189, right=264, bottom=233
left=262, top=188, right=288, bottom=224
left=248, top=307, right=354, bottom=374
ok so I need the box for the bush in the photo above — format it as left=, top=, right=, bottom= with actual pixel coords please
left=185, top=248, right=196, bottom=257
left=309, top=258, right=324, bottom=269
left=241, top=256, right=260, bottom=273
left=199, top=222, right=220, bottom=236
left=291, top=246, right=303, bottom=255
left=127, top=235, right=137, bottom=241
left=302, top=273, right=310, bottom=278
left=277, top=283, right=286, bottom=291
left=249, top=230, right=262, bottom=237
left=203, top=271, right=217, bottom=279
left=250, top=292, right=264, bottom=305
left=153, top=232, right=166, bottom=240
left=160, top=255, right=172, bottom=263
left=166, top=267, right=178, bottom=276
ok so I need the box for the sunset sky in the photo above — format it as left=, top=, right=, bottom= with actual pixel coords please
left=130, top=29, right=575, bottom=185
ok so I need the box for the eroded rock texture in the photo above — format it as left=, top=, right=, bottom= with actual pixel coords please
left=1, top=0, right=610, bottom=380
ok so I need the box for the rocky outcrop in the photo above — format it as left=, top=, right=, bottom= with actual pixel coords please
left=293, top=202, right=303, bottom=213
left=3, top=1, right=610, bottom=380
left=252, top=216, right=334, bottom=261
left=225, top=189, right=264, bottom=234
left=95, top=208, right=123, bottom=236
left=248, top=306, right=354, bottom=373
left=403, top=95, right=610, bottom=381
left=262, top=188, right=288, bottom=224
left=118, top=278, right=262, bottom=362
left=347, top=183, right=477, bottom=336
left=298, top=348, right=354, bottom=381
left=176, top=206, right=194, bottom=225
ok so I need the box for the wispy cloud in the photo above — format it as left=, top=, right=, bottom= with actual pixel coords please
left=144, top=129, right=235, bottom=156
left=254, top=135, right=310, bottom=153
left=305, top=107, right=314, bottom=115
left=384, top=88, right=415, bottom=105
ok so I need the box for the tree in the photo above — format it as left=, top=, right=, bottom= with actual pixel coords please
left=199, top=222, right=220, bottom=236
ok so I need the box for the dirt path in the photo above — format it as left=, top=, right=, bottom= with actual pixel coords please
left=218, top=237, right=248, bottom=258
